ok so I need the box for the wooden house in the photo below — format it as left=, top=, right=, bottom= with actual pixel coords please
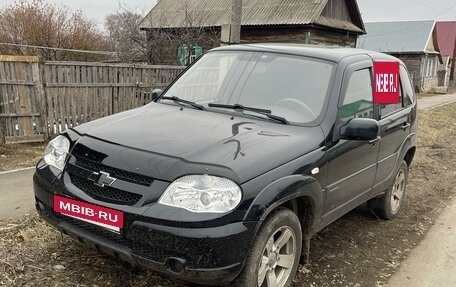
left=139, top=0, right=366, bottom=65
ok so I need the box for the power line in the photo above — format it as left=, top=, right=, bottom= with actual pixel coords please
left=435, top=2, right=456, bottom=18
left=0, top=42, right=117, bottom=55
left=411, top=0, right=456, bottom=13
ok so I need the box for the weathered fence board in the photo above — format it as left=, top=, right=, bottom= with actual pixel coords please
left=0, top=56, right=46, bottom=143
left=0, top=57, right=184, bottom=143
left=41, top=62, right=183, bottom=135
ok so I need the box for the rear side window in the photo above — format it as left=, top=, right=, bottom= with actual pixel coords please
left=379, top=86, right=403, bottom=118
left=379, top=66, right=414, bottom=118
left=400, top=66, right=415, bottom=106
left=340, top=69, right=374, bottom=125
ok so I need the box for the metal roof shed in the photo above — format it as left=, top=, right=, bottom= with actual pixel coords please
left=357, top=20, right=444, bottom=93
left=357, top=20, right=440, bottom=54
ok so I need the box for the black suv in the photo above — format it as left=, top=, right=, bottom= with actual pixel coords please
left=34, top=44, right=417, bottom=287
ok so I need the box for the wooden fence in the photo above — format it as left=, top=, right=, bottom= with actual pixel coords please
left=0, top=56, right=184, bottom=143
left=0, top=56, right=46, bottom=143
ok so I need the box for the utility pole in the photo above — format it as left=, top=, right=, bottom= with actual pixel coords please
left=221, top=0, right=242, bottom=46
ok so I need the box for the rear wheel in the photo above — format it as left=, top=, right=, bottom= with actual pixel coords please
left=368, top=160, right=408, bottom=220
left=232, top=208, right=302, bottom=287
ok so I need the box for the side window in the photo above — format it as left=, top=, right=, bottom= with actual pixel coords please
left=379, top=93, right=402, bottom=118
left=400, top=66, right=415, bottom=107
left=340, top=69, right=374, bottom=125
left=379, top=76, right=403, bottom=118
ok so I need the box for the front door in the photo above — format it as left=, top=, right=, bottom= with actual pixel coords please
left=323, top=64, right=380, bottom=222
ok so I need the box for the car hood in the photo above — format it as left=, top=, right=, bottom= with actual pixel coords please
left=72, top=103, right=324, bottom=183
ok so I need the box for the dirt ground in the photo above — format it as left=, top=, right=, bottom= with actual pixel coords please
left=1, top=103, right=455, bottom=287
left=0, top=143, right=46, bottom=172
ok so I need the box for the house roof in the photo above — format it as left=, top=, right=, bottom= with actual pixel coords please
left=436, top=21, right=456, bottom=59
left=139, top=0, right=365, bottom=33
left=357, top=20, right=440, bottom=54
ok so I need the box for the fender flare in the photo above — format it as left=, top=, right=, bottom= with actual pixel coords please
left=389, top=132, right=417, bottom=180
left=397, top=133, right=417, bottom=165
left=243, top=175, right=324, bottom=223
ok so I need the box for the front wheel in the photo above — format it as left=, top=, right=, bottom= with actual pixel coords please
left=232, top=208, right=302, bottom=287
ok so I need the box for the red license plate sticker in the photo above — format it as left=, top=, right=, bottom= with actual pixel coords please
left=54, top=195, right=124, bottom=233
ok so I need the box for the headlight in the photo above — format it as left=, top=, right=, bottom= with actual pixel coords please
left=43, top=135, right=70, bottom=171
left=158, top=175, right=242, bottom=213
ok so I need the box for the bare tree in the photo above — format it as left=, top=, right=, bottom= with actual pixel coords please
left=0, top=0, right=110, bottom=61
left=169, top=1, right=221, bottom=65
left=105, top=5, right=149, bottom=62
left=105, top=1, right=220, bottom=64
left=136, top=0, right=220, bottom=65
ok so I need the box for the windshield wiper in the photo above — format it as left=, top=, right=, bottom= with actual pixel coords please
left=208, top=103, right=289, bottom=125
left=161, top=96, right=206, bottom=111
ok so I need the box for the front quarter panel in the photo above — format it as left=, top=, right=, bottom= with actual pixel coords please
left=244, top=175, right=323, bottom=223
left=242, top=147, right=326, bottom=226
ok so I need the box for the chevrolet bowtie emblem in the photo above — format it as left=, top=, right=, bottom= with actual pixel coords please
left=88, top=171, right=116, bottom=187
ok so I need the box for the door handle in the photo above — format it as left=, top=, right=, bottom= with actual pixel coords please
left=401, top=123, right=411, bottom=131
left=369, top=137, right=381, bottom=146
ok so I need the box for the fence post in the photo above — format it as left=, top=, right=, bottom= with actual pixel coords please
left=32, top=61, right=48, bottom=140
left=0, top=116, right=5, bottom=143
left=0, top=88, right=4, bottom=142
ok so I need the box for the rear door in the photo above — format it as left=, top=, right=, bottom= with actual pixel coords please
left=373, top=65, right=415, bottom=192
left=323, top=61, right=380, bottom=220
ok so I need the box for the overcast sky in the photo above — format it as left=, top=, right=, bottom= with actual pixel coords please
left=0, top=0, right=455, bottom=28
left=0, top=0, right=157, bottom=28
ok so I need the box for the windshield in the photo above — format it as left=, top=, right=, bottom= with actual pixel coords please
left=160, top=51, right=335, bottom=124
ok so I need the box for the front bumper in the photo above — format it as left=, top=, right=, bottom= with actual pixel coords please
left=33, top=170, right=258, bottom=285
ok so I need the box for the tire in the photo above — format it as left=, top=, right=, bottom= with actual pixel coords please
left=368, top=160, right=409, bottom=220
left=232, top=208, right=302, bottom=287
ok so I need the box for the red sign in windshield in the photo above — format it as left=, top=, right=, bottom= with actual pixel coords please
left=374, top=61, right=400, bottom=104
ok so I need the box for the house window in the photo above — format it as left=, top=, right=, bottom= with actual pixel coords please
left=427, top=59, right=432, bottom=77
left=434, top=58, right=438, bottom=76
left=424, top=57, right=437, bottom=78
left=178, top=44, right=203, bottom=66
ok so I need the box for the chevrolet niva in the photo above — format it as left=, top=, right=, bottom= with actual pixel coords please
left=34, top=44, right=417, bottom=287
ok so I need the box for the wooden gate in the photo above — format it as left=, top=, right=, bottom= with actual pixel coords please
left=0, top=56, right=46, bottom=144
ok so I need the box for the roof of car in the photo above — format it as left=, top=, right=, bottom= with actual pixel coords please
left=213, top=43, right=402, bottom=64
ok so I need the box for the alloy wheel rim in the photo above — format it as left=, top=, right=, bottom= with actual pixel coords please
left=391, top=170, right=405, bottom=213
left=258, top=226, right=296, bottom=287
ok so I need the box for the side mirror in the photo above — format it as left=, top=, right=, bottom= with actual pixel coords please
left=340, top=118, right=380, bottom=141
left=152, top=89, right=163, bottom=102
